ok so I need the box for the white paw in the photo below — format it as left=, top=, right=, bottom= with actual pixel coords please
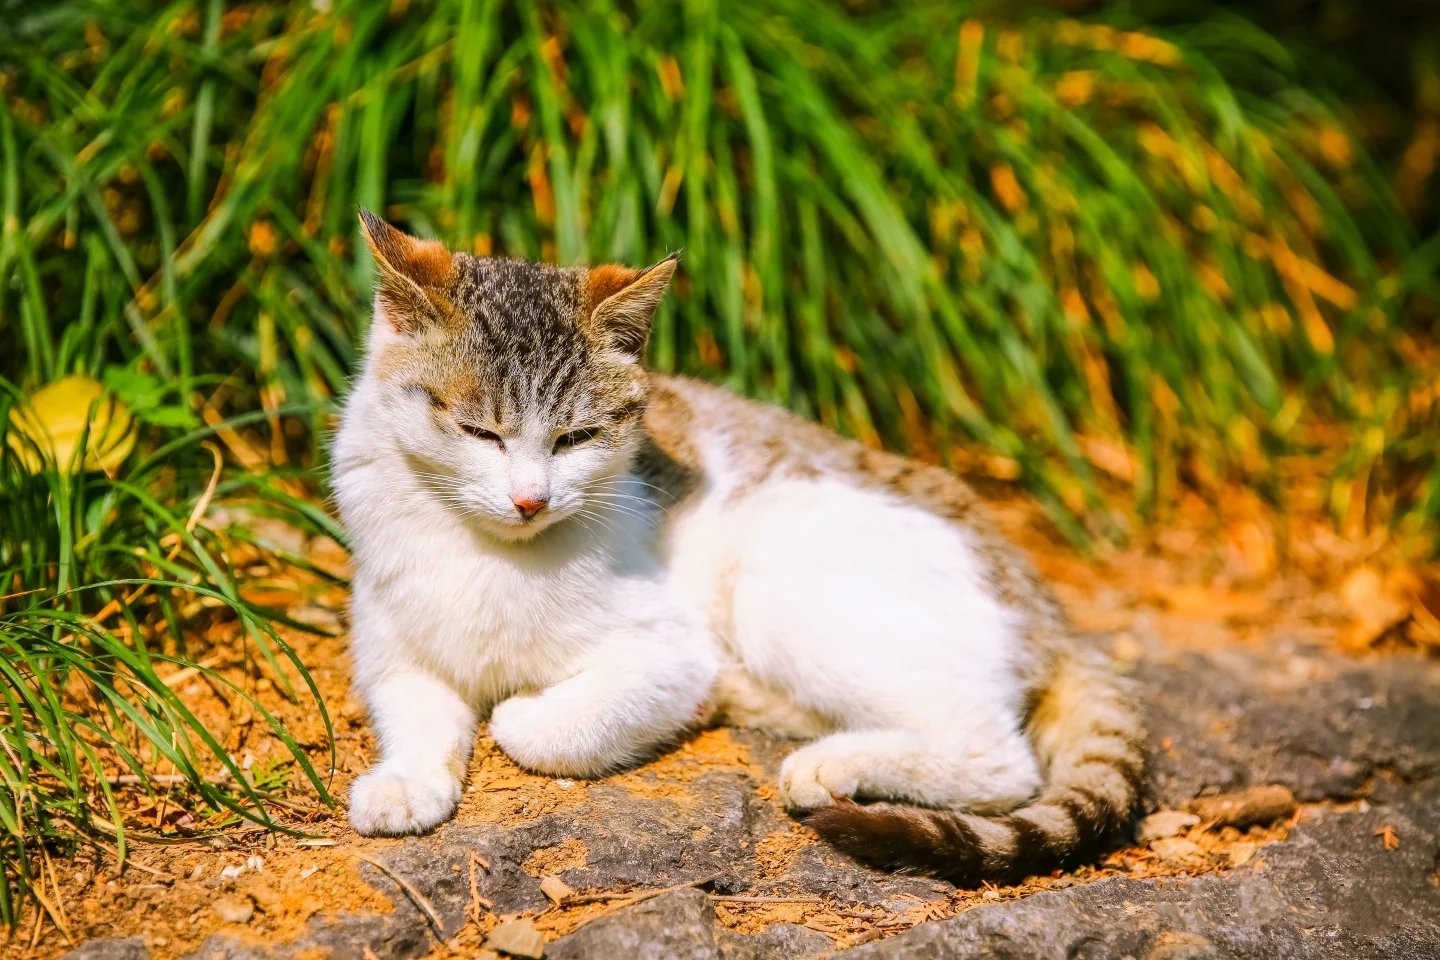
left=489, top=695, right=578, bottom=776
left=779, top=747, right=861, bottom=812
left=489, top=695, right=625, bottom=778
left=349, top=768, right=461, bottom=836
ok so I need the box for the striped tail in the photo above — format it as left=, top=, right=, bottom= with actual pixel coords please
left=806, top=649, right=1145, bottom=884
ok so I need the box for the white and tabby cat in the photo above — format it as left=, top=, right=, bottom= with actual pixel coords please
left=333, top=210, right=1144, bottom=882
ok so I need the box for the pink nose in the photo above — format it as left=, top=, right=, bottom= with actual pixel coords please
left=511, top=495, right=548, bottom=520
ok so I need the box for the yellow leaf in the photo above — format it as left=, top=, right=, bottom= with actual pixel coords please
left=657, top=55, right=684, bottom=102
left=248, top=220, right=277, bottom=257
left=1055, top=70, right=1096, bottom=107
left=954, top=21, right=984, bottom=106
left=7, top=375, right=135, bottom=474
left=990, top=165, right=1025, bottom=212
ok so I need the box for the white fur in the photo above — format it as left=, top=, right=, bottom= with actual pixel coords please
left=337, top=311, right=1040, bottom=835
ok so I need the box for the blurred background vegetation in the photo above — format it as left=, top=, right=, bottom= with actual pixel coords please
left=2, top=0, right=1438, bottom=932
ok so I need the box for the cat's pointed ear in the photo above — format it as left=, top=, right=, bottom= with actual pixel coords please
left=585, top=254, right=678, bottom=360
left=358, top=208, right=456, bottom=333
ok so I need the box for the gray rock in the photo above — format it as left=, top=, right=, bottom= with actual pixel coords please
left=548, top=889, right=722, bottom=960
left=294, top=910, right=436, bottom=960
left=95, top=639, right=1440, bottom=960
left=1138, top=644, right=1440, bottom=807
left=835, top=780, right=1440, bottom=959
left=187, top=938, right=264, bottom=960
left=62, top=938, right=149, bottom=960
left=720, top=923, right=835, bottom=960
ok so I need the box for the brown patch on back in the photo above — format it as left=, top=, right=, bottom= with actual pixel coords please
left=585, top=264, right=641, bottom=311
left=848, top=446, right=1073, bottom=640
left=640, top=376, right=1146, bottom=885
left=636, top=378, right=704, bottom=507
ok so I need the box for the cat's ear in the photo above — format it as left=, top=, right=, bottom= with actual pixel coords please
left=585, top=254, right=678, bottom=360
left=358, top=208, right=456, bottom=333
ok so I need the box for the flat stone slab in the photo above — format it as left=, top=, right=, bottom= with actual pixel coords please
left=64, top=638, right=1440, bottom=960
left=834, top=779, right=1440, bottom=959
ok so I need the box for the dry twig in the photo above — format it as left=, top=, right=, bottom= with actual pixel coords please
left=559, top=875, right=720, bottom=931
left=355, top=853, right=448, bottom=944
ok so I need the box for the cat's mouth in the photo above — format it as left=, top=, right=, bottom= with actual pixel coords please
left=479, top=505, right=566, bottom=541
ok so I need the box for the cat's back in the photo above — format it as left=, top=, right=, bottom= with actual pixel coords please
left=638, top=373, right=865, bottom=502
left=641, top=373, right=981, bottom=523
left=642, top=374, right=1064, bottom=639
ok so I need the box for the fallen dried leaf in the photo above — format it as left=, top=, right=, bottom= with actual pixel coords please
left=1138, top=810, right=1201, bottom=843
left=1226, top=841, right=1258, bottom=867
left=1339, top=565, right=1414, bottom=649
left=1188, top=785, right=1297, bottom=828
left=1149, top=836, right=1204, bottom=863
left=1157, top=583, right=1270, bottom=621
left=1375, top=825, right=1400, bottom=851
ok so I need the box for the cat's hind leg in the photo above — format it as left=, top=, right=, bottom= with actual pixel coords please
left=778, top=725, right=1041, bottom=814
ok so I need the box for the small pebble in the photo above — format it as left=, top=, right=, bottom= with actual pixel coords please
left=212, top=896, right=254, bottom=924
left=539, top=875, right=574, bottom=904
left=486, top=917, right=545, bottom=958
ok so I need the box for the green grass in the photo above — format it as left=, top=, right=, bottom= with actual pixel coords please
left=0, top=385, right=338, bottom=930
left=0, top=0, right=1436, bottom=932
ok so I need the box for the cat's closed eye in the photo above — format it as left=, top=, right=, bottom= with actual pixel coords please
left=553, top=427, right=600, bottom=452
left=460, top=423, right=504, bottom=448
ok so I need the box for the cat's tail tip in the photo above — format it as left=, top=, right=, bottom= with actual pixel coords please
left=804, top=791, right=1133, bottom=885
left=805, top=800, right=994, bottom=879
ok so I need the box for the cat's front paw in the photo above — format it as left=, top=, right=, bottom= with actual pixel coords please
left=779, top=746, right=860, bottom=812
left=490, top=695, right=617, bottom=778
left=349, top=767, right=461, bottom=836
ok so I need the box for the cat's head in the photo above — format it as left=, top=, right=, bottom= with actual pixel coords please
left=356, top=209, right=675, bottom=541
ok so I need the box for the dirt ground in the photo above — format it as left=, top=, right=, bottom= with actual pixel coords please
left=15, top=482, right=1437, bottom=958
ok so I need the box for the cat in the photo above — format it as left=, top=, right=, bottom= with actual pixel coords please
left=331, top=209, right=1145, bottom=883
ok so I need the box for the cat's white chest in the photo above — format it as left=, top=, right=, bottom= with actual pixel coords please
left=352, top=494, right=622, bottom=700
